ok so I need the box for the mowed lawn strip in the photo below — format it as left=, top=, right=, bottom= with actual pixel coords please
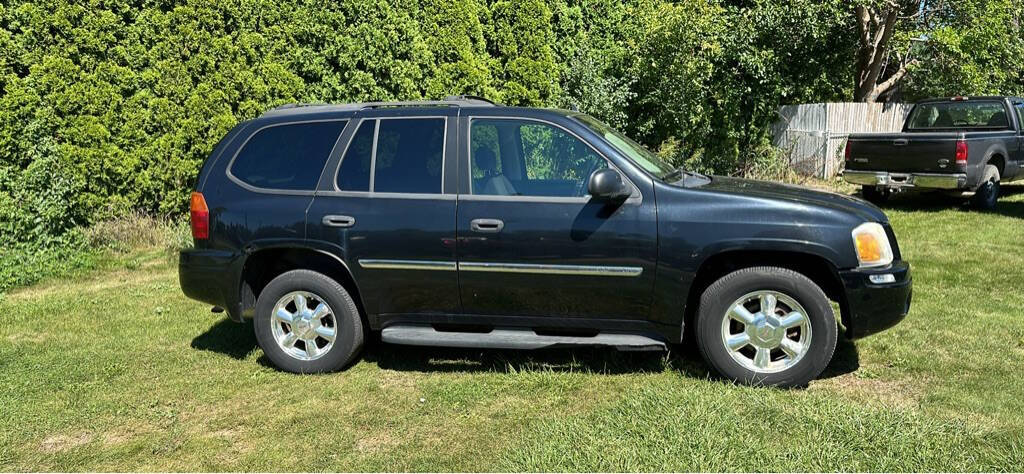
left=1, top=186, right=1023, bottom=471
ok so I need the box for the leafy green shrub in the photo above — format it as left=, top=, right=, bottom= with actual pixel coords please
left=0, top=0, right=1019, bottom=294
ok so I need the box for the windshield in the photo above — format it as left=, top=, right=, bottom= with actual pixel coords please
left=571, top=113, right=676, bottom=179
left=906, top=101, right=1010, bottom=130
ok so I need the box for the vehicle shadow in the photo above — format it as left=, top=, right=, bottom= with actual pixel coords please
left=189, top=320, right=860, bottom=384
left=362, top=341, right=688, bottom=376
left=860, top=184, right=1024, bottom=219
left=190, top=318, right=258, bottom=359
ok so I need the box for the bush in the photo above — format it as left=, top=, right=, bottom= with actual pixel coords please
left=0, top=0, right=1018, bottom=293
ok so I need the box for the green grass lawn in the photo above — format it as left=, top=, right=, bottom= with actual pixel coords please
left=2, top=186, right=1024, bottom=471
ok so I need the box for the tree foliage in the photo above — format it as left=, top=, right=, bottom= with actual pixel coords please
left=0, top=0, right=1022, bottom=252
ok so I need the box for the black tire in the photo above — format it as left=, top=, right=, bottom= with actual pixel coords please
left=861, top=185, right=890, bottom=205
left=254, top=269, right=364, bottom=373
left=970, top=164, right=1000, bottom=210
left=695, top=266, right=837, bottom=388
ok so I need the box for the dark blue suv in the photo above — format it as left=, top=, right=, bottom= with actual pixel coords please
left=179, top=96, right=911, bottom=387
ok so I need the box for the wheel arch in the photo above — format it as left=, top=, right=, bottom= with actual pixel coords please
left=985, top=152, right=1006, bottom=179
left=682, top=248, right=850, bottom=341
left=237, top=243, right=366, bottom=325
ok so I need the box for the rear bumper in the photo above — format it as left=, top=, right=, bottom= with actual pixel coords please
left=844, top=170, right=967, bottom=190
left=179, top=249, right=241, bottom=322
left=839, top=260, right=912, bottom=339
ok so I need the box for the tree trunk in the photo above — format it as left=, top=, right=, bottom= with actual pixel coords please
left=854, top=4, right=911, bottom=103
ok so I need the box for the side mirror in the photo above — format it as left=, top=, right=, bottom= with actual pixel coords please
left=587, top=169, right=631, bottom=201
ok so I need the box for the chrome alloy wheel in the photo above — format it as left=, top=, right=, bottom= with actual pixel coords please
left=720, top=290, right=812, bottom=374
left=270, top=291, right=337, bottom=361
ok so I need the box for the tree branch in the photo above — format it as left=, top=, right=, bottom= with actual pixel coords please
left=871, top=60, right=917, bottom=100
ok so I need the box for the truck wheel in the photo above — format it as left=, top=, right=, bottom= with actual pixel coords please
left=861, top=185, right=889, bottom=205
left=253, top=270, right=364, bottom=373
left=971, top=165, right=1000, bottom=210
left=695, top=267, right=837, bottom=388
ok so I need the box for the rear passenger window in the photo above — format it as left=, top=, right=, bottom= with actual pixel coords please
left=337, top=121, right=374, bottom=191
left=231, top=121, right=346, bottom=190
left=372, top=118, right=445, bottom=194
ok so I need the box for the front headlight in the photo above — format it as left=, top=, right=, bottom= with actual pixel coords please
left=852, top=222, right=894, bottom=268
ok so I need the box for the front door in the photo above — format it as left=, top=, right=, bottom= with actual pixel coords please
left=455, top=116, right=658, bottom=323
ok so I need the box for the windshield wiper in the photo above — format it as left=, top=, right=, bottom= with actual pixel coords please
left=664, top=166, right=707, bottom=182
left=663, top=166, right=686, bottom=181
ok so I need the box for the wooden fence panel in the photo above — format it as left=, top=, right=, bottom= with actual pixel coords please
left=772, top=102, right=912, bottom=178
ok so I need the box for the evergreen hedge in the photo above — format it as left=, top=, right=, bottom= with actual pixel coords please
left=0, top=0, right=1020, bottom=263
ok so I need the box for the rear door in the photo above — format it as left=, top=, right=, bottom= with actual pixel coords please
left=454, top=115, right=658, bottom=324
left=308, top=109, right=460, bottom=322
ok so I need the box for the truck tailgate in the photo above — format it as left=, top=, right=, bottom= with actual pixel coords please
left=847, top=133, right=958, bottom=173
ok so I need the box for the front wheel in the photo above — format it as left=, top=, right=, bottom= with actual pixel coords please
left=254, top=270, right=364, bottom=373
left=695, top=267, right=837, bottom=387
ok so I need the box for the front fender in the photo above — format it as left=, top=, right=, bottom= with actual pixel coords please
left=693, top=237, right=846, bottom=270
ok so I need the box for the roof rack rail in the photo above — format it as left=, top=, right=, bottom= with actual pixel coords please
left=262, top=96, right=500, bottom=117
left=271, top=102, right=330, bottom=111
left=444, top=95, right=500, bottom=105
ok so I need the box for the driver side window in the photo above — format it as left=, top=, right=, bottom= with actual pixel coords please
left=470, top=118, right=606, bottom=197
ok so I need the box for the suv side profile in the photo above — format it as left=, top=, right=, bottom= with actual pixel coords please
left=180, top=96, right=912, bottom=387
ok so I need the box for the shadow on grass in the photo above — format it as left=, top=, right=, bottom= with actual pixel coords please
left=190, top=318, right=258, bottom=359
left=190, top=319, right=859, bottom=384
left=862, top=184, right=1024, bottom=219
left=362, top=341, right=688, bottom=376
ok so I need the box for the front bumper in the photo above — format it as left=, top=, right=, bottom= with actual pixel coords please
left=179, top=249, right=241, bottom=321
left=844, top=170, right=967, bottom=190
left=839, top=260, right=912, bottom=339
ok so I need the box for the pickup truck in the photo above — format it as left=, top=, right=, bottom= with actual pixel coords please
left=844, top=96, right=1024, bottom=209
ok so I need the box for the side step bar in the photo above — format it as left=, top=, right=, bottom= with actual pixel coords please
left=381, top=325, right=667, bottom=352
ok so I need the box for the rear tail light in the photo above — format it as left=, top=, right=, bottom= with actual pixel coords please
left=955, top=139, right=968, bottom=165
left=190, top=191, right=209, bottom=240
left=844, top=140, right=852, bottom=161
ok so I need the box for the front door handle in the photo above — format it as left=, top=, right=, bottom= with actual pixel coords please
left=322, top=215, right=356, bottom=228
left=893, top=138, right=908, bottom=146
left=470, top=218, right=504, bottom=233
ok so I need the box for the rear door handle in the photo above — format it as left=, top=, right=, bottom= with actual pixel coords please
left=470, top=218, right=504, bottom=233
left=893, top=138, right=908, bottom=146
left=322, top=215, right=356, bottom=228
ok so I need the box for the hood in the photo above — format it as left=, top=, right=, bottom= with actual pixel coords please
left=695, top=176, right=889, bottom=223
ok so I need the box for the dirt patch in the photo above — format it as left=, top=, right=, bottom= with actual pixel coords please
left=7, top=270, right=167, bottom=302
left=815, top=372, right=925, bottom=409
left=100, top=424, right=156, bottom=447
left=355, top=433, right=396, bottom=453
left=39, top=432, right=94, bottom=453
left=6, top=332, right=49, bottom=344
left=377, top=370, right=419, bottom=392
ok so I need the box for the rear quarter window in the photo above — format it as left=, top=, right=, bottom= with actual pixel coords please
left=230, top=120, right=347, bottom=191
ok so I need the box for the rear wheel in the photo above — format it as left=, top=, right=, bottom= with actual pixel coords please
left=695, top=267, right=837, bottom=387
left=254, top=270, right=364, bottom=373
left=970, top=164, right=1000, bottom=210
left=861, top=185, right=890, bottom=205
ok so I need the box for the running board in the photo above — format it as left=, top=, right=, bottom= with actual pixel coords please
left=381, top=325, right=667, bottom=351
